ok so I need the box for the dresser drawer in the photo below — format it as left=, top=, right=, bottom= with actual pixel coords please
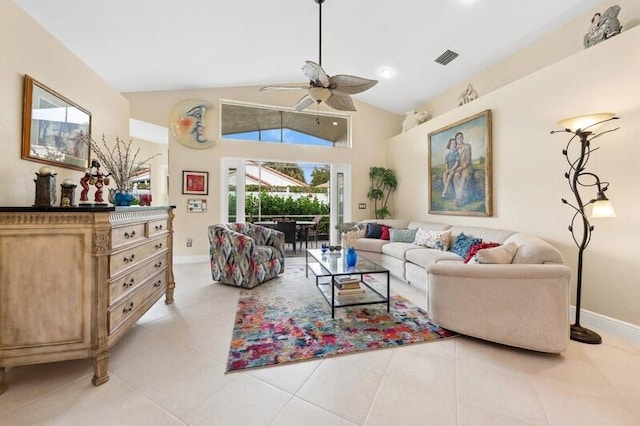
left=109, top=254, right=168, bottom=305
left=110, top=237, right=168, bottom=276
left=112, top=223, right=146, bottom=248
left=109, top=272, right=167, bottom=334
left=148, top=219, right=168, bottom=237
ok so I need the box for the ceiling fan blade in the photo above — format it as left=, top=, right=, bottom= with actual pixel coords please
left=260, top=85, right=309, bottom=92
left=293, top=94, right=316, bottom=111
left=328, top=75, right=378, bottom=94
left=302, top=61, right=330, bottom=87
left=324, top=91, right=356, bottom=111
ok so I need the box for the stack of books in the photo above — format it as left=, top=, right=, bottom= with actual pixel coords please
left=335, top=276, right=365, bottom=296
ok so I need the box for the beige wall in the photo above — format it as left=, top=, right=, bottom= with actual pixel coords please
left=388, top=25, right=640, bottom=326
left=420, top=0, right=640, bottom=119
left=0, top=0, right=130, bottom=205
left=125, top=87, right=402, bottom=257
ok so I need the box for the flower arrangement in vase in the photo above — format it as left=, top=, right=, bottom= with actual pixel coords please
left=81, top=134, right=160, bottom=206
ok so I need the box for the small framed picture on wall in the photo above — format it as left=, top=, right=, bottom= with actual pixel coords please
left=182, top=171, right=208, bottom=195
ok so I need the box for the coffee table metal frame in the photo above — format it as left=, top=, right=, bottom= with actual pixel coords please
left=305, top=248, right=390, bottom=318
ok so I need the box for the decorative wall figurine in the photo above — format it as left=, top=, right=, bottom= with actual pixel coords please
left=401, top=110, right=431, bottom=132
left=458, top=83, right=479, bottom=106
left=584, top=5, right=622, bottom=48
left=170, top=99, right=215, bottom=149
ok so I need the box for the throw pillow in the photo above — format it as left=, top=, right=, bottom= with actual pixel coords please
left=464, top=242, right=500, bottom=263
left=365, top=223, right=383, bottom=239
left=390, top=228, right=418, bottom=243
left=380, top=225, right=391, bottom=241
left=476, top=242, right=518, bottom=264
left=414, top=229, right=452, bottom=251
left=450, top=233, right=482, bottom=258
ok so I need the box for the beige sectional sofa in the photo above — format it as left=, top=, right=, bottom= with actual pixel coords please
left=343, top=219, right=571, bottom=353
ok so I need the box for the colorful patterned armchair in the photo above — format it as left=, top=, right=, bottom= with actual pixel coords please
left=208, top=223, right=285, bottom=288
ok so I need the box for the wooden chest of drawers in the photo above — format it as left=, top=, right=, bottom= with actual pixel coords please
left=0, top=206, right=175, bottom=393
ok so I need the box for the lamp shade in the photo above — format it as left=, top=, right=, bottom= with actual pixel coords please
left=557, top=113, right=616, bottom=133
left=591, top=199, right=616, bottom=218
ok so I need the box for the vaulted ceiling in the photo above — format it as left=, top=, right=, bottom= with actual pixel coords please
left=14, top=0, right=602, bottom=114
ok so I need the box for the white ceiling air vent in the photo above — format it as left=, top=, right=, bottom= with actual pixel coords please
left=434, top=50, right=459, bottom=66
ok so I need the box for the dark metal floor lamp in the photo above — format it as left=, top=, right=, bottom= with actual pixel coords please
left=551, top=113, right=619, bottom=344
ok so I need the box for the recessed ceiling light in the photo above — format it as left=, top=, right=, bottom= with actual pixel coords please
left=378, top=67, right=396, bottom=79
left=332, top=121, right=339, bottom=126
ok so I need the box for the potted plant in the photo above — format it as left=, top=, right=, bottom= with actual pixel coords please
left=367, top=167, right=397, bottom=219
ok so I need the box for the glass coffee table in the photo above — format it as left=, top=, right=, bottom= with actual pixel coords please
left=305, top=248, right=390, bottom=318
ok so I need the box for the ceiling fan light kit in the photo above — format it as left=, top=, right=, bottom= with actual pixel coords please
left=261, top=0, right=377, bottom=112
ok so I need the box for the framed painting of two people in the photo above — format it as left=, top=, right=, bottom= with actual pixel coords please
left=428, top=110, right=492, bottom=216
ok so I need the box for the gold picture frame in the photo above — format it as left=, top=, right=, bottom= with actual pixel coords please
left=428, top=110, right=492, bottom=216
left=21, top=75, right=91, bottom=171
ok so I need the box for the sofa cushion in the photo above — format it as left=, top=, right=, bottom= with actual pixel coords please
left=450, top=233, right=482, bottom=258
left=465, top=242, right=501, bottom=263
left=415, top=229, right=451, bottom=251
left=365, top=223, right=383, bottom=239
left=449, top=225, right=515, bottom=244
left=405, top=248, right=463, bottom=269
left=380, top=225, right=391, bottom=241
left=407, top=221, right=452, bottom=232
left=254, top=245, right=275, bottom=263
left=505, top=233, right=565, bottom=264
left=380, top=254, right=406, bottom=281
left=351, top=237, right=388, bottom=253
left=390, top=228, right=417, bottom=243
left=362, top=219, right=411, bottom=229
left=475, top=242, right=518, bottom=264
left=381, top=242, right=421, bottom=260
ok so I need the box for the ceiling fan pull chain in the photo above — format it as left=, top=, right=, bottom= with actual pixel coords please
left=317, top=0, right=323, bottom=66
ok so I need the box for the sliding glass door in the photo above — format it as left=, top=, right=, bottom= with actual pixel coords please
left=220, top=158, right=351, bottom=244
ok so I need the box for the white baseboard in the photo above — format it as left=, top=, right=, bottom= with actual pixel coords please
left=174, top=255, right=209, bottom=265
left=571, top=306, right=640, bottom=345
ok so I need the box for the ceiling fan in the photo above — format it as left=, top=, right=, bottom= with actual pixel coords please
left=260, top=0, right=378, bottom=112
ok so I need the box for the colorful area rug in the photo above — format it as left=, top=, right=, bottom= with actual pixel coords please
left=226, top=266, right=456, bottom=372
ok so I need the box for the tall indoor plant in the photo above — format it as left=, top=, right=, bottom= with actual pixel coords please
left=367, top=166, right=397, bottom=219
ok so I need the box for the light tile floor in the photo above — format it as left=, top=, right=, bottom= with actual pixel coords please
left=2, top=257, right=640, bottom=425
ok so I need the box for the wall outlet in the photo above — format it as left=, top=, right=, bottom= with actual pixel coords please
left=186, top=237, right=193, bottom=247
left=358, top=203, right=367, bottom=209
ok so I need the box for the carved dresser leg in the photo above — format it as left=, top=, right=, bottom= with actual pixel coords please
left=91, top=352, right=110, bottom=386
left=0, top=367, right=7, bottom=394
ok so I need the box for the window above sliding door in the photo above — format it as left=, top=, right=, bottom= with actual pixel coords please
left=220, top=101, right=350, bottom=147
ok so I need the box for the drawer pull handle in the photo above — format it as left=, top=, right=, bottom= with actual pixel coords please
left=124, top=230, right=136, bottom=239
left=153, top=280, right=162, bottom=288
left=123, top=254, right=135, bottom=263
left=155, top=224, right=163, bottom=230
left=154, top=261, right=163, bottom=268
left=122, top=278, right=135, bottom=288
left=155, top=243, right=163, bottom=249
left=122, top=302, right=134, bottom=314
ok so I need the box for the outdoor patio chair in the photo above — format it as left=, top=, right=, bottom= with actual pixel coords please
left=276, top=220, right=297, bottom=253
left=208, top=223, right=284, bottom=288
left=299, top=215, right=323, bottom=249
